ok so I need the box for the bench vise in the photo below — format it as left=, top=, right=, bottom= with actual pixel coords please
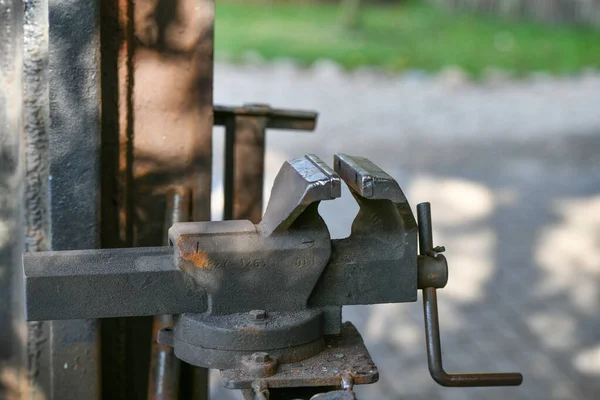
left=23, top=154, right=522, bottom=397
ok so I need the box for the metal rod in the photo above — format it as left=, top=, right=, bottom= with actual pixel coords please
left=417, top=202, right=523, bottom=387
left=223, top=117, right=236, bottom=221
left=417, top=202, right=433, bottom=255
left=214, top=104, right=317, bottom=131
left=148, top=188, right=190, bottom=399
left=422, top=287, right=523, bottom=387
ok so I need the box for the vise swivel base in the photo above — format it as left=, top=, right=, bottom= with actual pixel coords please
left=23, top=154, right=522, bottom=399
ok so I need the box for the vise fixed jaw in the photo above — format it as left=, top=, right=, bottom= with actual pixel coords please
left=22, top=153, right=522, bottom=392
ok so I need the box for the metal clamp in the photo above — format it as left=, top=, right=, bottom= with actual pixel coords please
left=22, top=154, right=523, bottom=394
left=417, top=202, right=523, bottom=387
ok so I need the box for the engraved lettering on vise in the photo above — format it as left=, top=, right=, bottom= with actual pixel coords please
left=241, top=259, right=267, bottom=268
left=294, top=258, right=314, bottom=268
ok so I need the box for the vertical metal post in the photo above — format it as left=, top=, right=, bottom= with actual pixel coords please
left=223, top=113, right=267, bottom=222
left=23, top=0, right=105, bottom=397
left=148, top=188, right=190, bottom=400
left=47, top=0, right=103, bottom=397
left=0, top=0, right=25, bottom=397
left=223, top=118, right=236, bottom=221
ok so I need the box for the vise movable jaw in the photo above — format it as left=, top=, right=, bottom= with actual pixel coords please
left=23, top=153, right=522, bottom=392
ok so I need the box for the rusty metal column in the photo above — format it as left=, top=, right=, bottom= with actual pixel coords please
left=0, top=0, right=25, bottom=397
left=101, top=0, right=214, bottom=399
left=147, top=188, right=190, bottom=400
left=224, top=113, right=267, bottom=222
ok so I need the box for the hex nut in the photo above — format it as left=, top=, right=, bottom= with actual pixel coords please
left=249, top=309, right=267, bottom=320
left=252, top=352, right=270, bottom=363
left=242, top=352, right=278, bottom=378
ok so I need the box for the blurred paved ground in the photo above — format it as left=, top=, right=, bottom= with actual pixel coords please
left=210, top=61, right=600, bottom=400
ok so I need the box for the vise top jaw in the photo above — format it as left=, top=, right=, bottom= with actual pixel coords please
left=259, top=153, right=341, bottom=235
left=309, top=154, right=418, bottom=308
left=168, top=154, right=340, bottom=316
left=334, top=153, right=408, bottom=203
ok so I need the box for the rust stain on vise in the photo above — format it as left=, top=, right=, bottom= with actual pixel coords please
left=177, top=236, right=212, bottom=268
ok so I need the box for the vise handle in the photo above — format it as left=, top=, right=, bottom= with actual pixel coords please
left=417, top=202, right=523, bottom=387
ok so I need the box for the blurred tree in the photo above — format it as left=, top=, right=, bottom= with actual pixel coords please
left=340, top=0, right=362, bottom=30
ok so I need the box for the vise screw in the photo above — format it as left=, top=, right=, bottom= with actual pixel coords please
left=23, top=154, right=522, bottom=397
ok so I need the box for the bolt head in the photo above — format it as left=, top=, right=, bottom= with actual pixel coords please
left=249, top=309, right=267, bottom=320
left=252, top=352, right=270, bottom=363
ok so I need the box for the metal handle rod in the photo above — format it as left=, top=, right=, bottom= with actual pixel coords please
left=417, top=202, right=523, bottom=387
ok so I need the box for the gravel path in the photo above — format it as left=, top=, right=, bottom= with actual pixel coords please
left=210, top=61, right=600, bottom=400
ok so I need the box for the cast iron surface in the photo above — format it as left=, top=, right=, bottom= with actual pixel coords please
left=21, top=153, right=523, bottom=393
left=309, top=153, right=419, bottom=308
left=23, top=246, right=206, bottom=320
left=220, top=323, right=378, bottom=390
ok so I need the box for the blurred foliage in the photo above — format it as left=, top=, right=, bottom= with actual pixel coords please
left=215, top=0, right=600, bottom=76
left=340, top=0, right=362, bottom=30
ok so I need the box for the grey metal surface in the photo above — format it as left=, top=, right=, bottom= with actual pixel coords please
left=23, top=153, right=423, bottom=384
left=22, top=0, right=51, bottom=397
left=220, top=323, right=378, bottom=390
left=311, top=390, right=357, bottom=400
left=24, top=246, right=207, bottom=320
left=23, top=154, right=343, bottom=321
left=21, top=0, right=103, bottom=397
left=22, top=149, right=524, bottom=394
left=162, top=330, right=325, bottom=371
left=172, top=310, right=323, bottom=351
left=0, top=0, right=25, bottom=397
left=169, top=154, right=338, bottom=318
left=148, top=189, right=189, bottom=400
left=259, top=154, right=340, bottom=235
left=309, top=154, right=418, bottom=309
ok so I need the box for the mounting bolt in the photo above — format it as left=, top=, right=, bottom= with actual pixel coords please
left=252, top=352, right=270, bottom=363
left=249, top=309, right=267, bottom=320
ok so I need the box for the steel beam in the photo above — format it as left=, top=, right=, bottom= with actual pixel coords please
left=44, top=0, right=103, bottom=397
left=24, top=247, right=207, bottom=320
left=0, top=0, right=25, bottom=397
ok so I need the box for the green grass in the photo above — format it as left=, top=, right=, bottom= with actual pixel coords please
left=215, top=1, right=600, bottom=76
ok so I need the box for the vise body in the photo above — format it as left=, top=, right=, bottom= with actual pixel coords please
left=23, top=154, right=522, bottom=394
